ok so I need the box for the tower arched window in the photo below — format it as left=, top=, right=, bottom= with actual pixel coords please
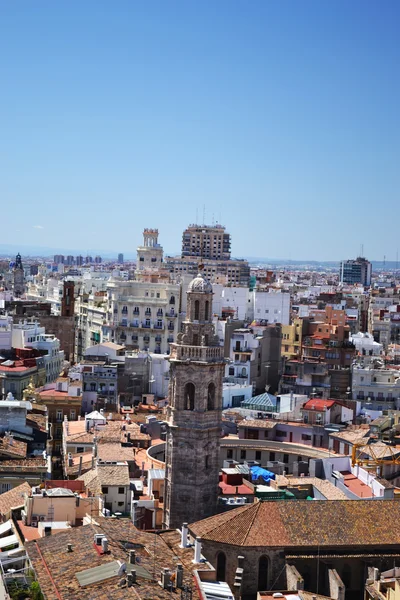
left=207, top=382, right=215, bottom=411
left=205, top=300, right=209, bottom=321
left=258, top=555, right=269, bottom=591
left=184, top=383, right=195, bottom=411
left=194, top=300, right=200, bottom=321
left=216, top=552, right=226, bottom=581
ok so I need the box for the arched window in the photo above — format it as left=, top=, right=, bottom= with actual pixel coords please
left=241, top=367, right=247, bottom=377
left=194, top=300, right=200, bottom=321
left=205, top=300, right=209, bottom=321
left=207, top=382, right=215, bottom=411
left=184, top=383, right=195, bottom=410
left=216, top=552, right=226, bottom=581
left=258, top=555, right=269, bottom=591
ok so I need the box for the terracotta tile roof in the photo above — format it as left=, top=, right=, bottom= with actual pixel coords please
left=190, top=499, right=400, bottom=548
left=26, top=518, right=206, bottom=599
left=239, top=420, right=277, bottom=429
left=0, top=436, right=27, bottom=459
left=303, top=399, right=344, bottom=411
left=274, top=476, right=348, bottom=500
left=78, top=463, right=130, bottom=494
left=0, top=482, right=31, bottom=516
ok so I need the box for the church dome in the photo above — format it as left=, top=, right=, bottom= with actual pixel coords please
left=188, top=271, right=213, bottom=294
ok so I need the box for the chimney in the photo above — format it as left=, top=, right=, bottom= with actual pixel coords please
left=129, top=550, right=136, bottom=564
left=193, top=537, right=202, bottom=563
left=67, top=543, right=73, bottom=552
left=181, top=523, right=188, bottom=548
left=127, top=571, right=136, bottom=586
left=127, top=432, right=131, bottom=443
left=176, top=564, right=184, bottom=589
left=68, top=453, right=73, bottom=467
left=101, top=537, right=109, bottom=553
left=78, top=455, right=83, bottom=477
left=161, top=568, right=171, bottom=590
left=131, top=500, right=138, bottom=526
left=86, top=419, right=90, bottom=432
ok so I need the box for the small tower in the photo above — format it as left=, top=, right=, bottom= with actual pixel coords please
left=13, top=253, right=25, bottom=298
left=163, top=267, right=224, bottom=529
left=136, top=229, right=163, bottom=272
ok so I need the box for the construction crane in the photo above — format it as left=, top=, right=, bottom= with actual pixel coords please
left=351, top=442, right=400, bottom=470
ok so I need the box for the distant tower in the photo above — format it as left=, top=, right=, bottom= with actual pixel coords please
left=136, top=228, right=163, bottom=272
left=118, top=253, right=124, bottom=264
left=61, top=281, right=75, bottom=317
left=13, top=253, right=25, bottom=297
left=163, top=268, right=225, bottom=529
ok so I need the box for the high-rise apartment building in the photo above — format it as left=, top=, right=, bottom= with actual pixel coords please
left=94, top=256, right=102, bottom=264
left=76, top=255, right=83, bottom=266
left=165, top=223, right=250, bottom=286
left=118, top=253, right=124, bottom=264
left=340, top=257, right=372, bottom=286
left=182, top=223, right=231, bottom=260
left=66, top=255, right=74, bottom=266
left=54, top=255, right=64, bottom=264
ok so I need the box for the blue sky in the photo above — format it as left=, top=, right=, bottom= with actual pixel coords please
left=1, top=1, right=399, bottom=260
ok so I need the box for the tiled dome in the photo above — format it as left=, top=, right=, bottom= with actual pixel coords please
left=188, top=271, right=213, bottom=293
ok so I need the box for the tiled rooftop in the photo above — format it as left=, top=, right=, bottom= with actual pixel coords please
left=0, top=482, right=31, bottom=516
left=274, top=475, right=348, bottom=500
left=26, top=518, right=209, bottom=599
left=190, top=499, right=400, bottom=548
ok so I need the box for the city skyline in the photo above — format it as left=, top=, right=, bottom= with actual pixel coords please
left=1, top=2, right=399, bottom=260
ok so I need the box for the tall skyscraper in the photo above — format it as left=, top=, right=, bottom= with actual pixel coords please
left=118, top=253, right=124, bottom=264
left=340, top=257, right=372, bottom=286
left=163, top=268, right=225, bottom=529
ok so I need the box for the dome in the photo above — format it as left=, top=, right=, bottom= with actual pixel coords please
left=188, top=271, right=213, bottom=294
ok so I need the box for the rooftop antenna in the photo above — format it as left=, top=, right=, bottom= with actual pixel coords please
left=212, top=213, right=215, bottom=226
left=195, top=208, right=198, bottom=225
left=203, top=205, right=206, bottom=226
left=383, top=255, right=386, bottom=269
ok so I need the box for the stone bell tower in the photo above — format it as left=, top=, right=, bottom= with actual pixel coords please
left=163, top=268, right=225, bottom=529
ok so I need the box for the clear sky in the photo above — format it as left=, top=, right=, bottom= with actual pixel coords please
left=1, top=1, right=399, bottom=261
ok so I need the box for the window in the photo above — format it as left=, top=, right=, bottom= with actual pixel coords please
left=216, top=552, right=226, bottom=581
left=258, top=556, right=269, bottom=591
left=276, top=430, right=287, bottom=438
left=205, top=300, right=209, bottom=321
left=77, top=447, right=84, bottom=453
left=227, top=449, right=233, bottom=459
left=255, top=451, right=261, bottom=461
left=184, top=382, right=195, bottom=410
left=56, top=410, right=63, bottom=422
left=70, top=410, right=76, bottom=420
left=118, top=487, right=125, bottom=495
left=194, top=300, right=200, bottom=320
left=264, top=430, right=269, bottom=439
left=102, top=487, right=108, bottom=494
left=283, top=454, right=289, bottom=464
left=207, top=382, right=215, bottom=411
left=240, top=450, right=246, bottom=460
left=269, top=451, right=275, bottom=461
left=118, top=502, right=124, bottom=507
left=229, top=367, right=234, bottom=376
left=301, top=434, right=312, bottom=441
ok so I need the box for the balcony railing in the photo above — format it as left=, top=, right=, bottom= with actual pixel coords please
left=170, top=344, right=224, bottom=362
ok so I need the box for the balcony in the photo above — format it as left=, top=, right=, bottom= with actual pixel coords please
left=166, top=311, right=176, bottom=318
left=154, top=323, right=164, bottom=330
left=168, top=324, right=174, bottom=331
left=142, top=322, right=151, bottom=328
left=233, top=346, right=252, bottom=353
left=167, top=337, right=174, bottom=343
left=170, top=344, right=224, bottom=362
